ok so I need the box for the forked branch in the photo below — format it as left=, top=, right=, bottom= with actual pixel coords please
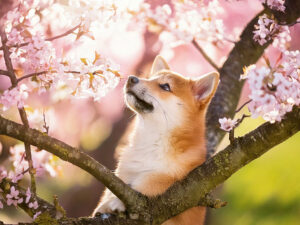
left=0, top=107, right=299, bottom=224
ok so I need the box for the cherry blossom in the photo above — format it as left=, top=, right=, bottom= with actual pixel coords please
left=142, top=0, right=225, bottom=45
left=9, top=172, right=24, bottom=183
left=6, top=186, right=23, bottom=207
left=253, top=14, right=290, bottom=49
left=241, top=50, right=300, bottom=123
left=0, top=84, right=29, bottom=111
left=259, top=0, right=285, bottom=12
left=0, top=168, right=7, bottom=182
left=9, top=144, right=59, bottom=177
left=219, top=117, right=237, bottom=132
left=0, top=0, right=299, bottom=220
left=33, top=211, right=42, bottom=220
left=25, top=188, right=31, bottom=204
left=29, top=200, right=38, bottom=209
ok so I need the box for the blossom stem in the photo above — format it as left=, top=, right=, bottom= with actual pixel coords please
left=235, top=99, right=252, bottom=113
left=15, top=69, right=108, bottom=84
left=192, top=38, right=220, bottom=71
left=0, top=28, right=37, bottom=195
left=229, top=114, right=251, bottom=144
left=16, top=71, right=49, bottom=83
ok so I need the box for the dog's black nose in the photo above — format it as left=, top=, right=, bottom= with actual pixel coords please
left=128, top=75, right=139, bottom=85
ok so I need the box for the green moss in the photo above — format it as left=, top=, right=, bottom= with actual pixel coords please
left=34, top=212, right=59, bottom=225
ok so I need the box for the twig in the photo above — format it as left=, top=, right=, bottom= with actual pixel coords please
left=0, top=29, right=37, bottom=195
left=0, top=23, right=81, bottom=51
left=16, top=70, right=80, bottom=85
left=15, top=70, right=78, bottom=84
left=229, top=114, right=251, bottom=144
left=235, top=99, right=252, bottom=113
left=46, top=23, right=81, bottom=42
left=223, top=37, right=237, bottom=44
left=16, top=71, right=48, bottom=83
left=42, top=110, right=49, bottom=134
left=199, top=193, right=227, bottom=209
left=278, top=20, right=300, bottom=26
left=0, top=69, right=9, bottom=76
left=229, top=129, right=235, bottom=144
left=192, top=38, right=220, bottom=71
left=15, top=69, right=109, bottom=84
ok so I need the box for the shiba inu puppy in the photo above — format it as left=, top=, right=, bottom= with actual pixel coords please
left=93, top=55, right=219, bottom=225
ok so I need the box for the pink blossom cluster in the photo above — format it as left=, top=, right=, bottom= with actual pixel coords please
left=0, top=0, right=226, bottom=114
left=141, top=0, right=225, bottom=44
left=0, top=0, right=122, bottom=113
left=253, top=14, right=290, bottom=48
left=259, top=0, right=285, bottom=12
left=0, top=175, right=41, bottom=219
left=241, top=50, right=300, bottom=123
left=0, top=84, right=29, bottom=110
left=0, top=144, right=52, bottom=219
left=219, top=117, right=237, bottom=132
left=62, top=56, right=121, bottom=102
left=9, top=144, right=59, bottom=177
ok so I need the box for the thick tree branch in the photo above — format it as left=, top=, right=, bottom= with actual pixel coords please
left=148, top=107, right=300, bottom=225
left=0, top=114, right=147, bottom=214
left=206, top=0, right=300, bottom=157
left=0, top=0, right=299, bottom=224
left=0, top=107, right=299, bottom=224
left=0, top=115, right=223, bottom=217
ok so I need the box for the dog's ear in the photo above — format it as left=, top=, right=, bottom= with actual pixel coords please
left=150, top=55, right=170, bottom=76
left=192, top=72, right=219, bottom=103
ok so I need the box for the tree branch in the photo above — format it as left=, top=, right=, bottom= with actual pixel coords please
left=0, top=106, right=299, bottom=224
left=0, top=103, right=300, bottom=224
left=192, top=39, right=220, bottom=71
left=148, top=107, right=300, bottom=225
left=206, top=0, right=300, bottom=157
left=0, top=114, right=147, bottom=214
left=0, top=69, right=10, bottom=76
left=16, top=71, right=49, bottom=83
left=0, top=0, right=299, bottom=224
left=0, top=28, right=37, bottom=194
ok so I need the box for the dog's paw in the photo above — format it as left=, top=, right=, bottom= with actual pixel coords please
left=93, top=196, right=125, bottom=216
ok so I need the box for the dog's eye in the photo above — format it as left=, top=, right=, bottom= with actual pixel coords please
left=159, top=83, right=171, bottom=92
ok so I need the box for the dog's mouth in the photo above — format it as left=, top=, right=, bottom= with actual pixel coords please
left=126, top=91, right=154, bottom=112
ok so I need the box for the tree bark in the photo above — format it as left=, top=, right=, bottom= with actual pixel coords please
left=0, top=0, right=300, bottom=224
left=206, top=0, right=300, bottom=156
left=0, top=107, right=299, bottom=225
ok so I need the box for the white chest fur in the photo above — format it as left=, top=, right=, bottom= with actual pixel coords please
left=116, top=115, right=178, bottom=188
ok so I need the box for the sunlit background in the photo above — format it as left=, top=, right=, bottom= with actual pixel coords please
left=0, top=0, right=299, bottom=224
